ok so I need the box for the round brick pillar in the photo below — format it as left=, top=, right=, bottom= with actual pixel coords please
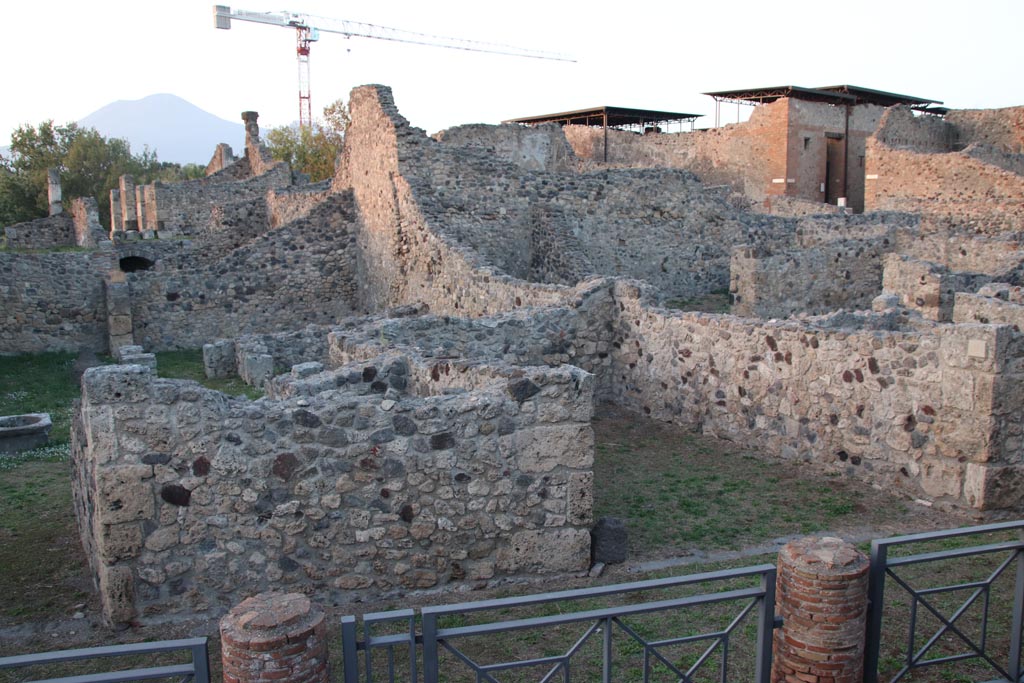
left=772, top=537, right=870, bottom=683
left=220, top=592, right=329, bottom=683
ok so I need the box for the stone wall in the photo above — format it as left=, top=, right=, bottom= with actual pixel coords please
left=0, top=249, right=114, bottom=353
left=70, top=198, right=106, bottom=247
left=267, top=181, right=333, bottom=229
left=563, top=99, right=790, bottom=203
left=126, top=192, right=360, bottom=350
left=864, top=108, right=1024, bottom=232
left=2, top=213, right=73, bottom=250
left=339, top=86, right=794, bottom=305
left=882, top=255, right=996, bottom=322
left=434, top=123, right=577, bottom=172
left=72, top=350, right=594, bottom=625
left=605, top=279, right=1024, bottom=509
left=730, top=237, right=890, bottom=318
left=948, top=106, right=1024, bottom=153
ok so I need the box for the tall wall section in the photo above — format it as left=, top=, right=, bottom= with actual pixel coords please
left=864, top=107, right=1024, bottom=233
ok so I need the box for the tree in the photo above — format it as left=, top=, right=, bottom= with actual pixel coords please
left=265, top=98, right=348, bottom=182
left=0, top=121, right=198, bottom=229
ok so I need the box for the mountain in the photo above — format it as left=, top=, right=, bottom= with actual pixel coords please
left=79, top=94, right=246, bottom=166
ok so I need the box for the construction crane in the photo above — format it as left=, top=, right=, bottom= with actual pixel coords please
left=213, top=5, right=575, bottom=129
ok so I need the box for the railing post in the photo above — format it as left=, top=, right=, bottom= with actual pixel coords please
left=772, top=537, right=870, bottom=683
left=864, top=541, right=888, bottom=683
left=422, top=611, right=439, bottom=683
left=602, top=616, right=613, bottom=683
left=1009, top=545, right=1024, bottom=682
left=341, top=615, right=359, bottom=683
left=191, top=638, right=211, bottom=683
left=755, top=567, right=776, bottom=683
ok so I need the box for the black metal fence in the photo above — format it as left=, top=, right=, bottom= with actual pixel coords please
left=0, top=637, right=210, bottom=683
left=864, top=519, right=1024, bottom=683
left=341, top=563, right=778, bottom=683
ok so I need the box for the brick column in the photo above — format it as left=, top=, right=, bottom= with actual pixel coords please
left=220, top=592, right=329, bottom=683
left=772, top=537, right=870, bottom=683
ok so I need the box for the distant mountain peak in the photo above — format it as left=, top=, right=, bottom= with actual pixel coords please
left=79, top=95, right=245, bottom=165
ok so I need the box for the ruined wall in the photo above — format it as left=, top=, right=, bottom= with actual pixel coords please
left=267, top=181, right=332, bottom=229
left=335, top=85, right=583, bottom=315
left=139, top=164, right=292, bottom=236
left=126, top=192, right=359, bottom=350
left=883, top=254, right=997, bottom=322
left=563, top=99, right=790, bottom=203
left=948, top=106, right=1024, bottom=153
left=2, top=213, right=73, bottom=249
left=605, top=280, right=1023, bottom=509
left=731, top=237, right=889, bottom=318
left=0, top=249, right=114, bottom=353
left=864, top=108, right=1024, bottom=232
left=70, top=198, right=106, bottom=247
left=72, top=354, right=594, bottom=624
left=434, top=123, right=577, bottom=172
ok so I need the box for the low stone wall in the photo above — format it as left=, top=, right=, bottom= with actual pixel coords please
left=605, top=279, right=1024, bottom=509
left=954, top=287, right=1024, bottom=327
left=882, top=254, right=995, bottom=322
left=3, top=214, right=73, bottom=250
left=0, top=248, right=114, bottom=353
left=72, top=349, right=595, bottom=625
left=730, top=238, right=889, bottom=318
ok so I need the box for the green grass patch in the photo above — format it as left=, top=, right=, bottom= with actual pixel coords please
left=154, top=349, right=262, bottom=398
left=0, top=459, right=88, bottom=622
left=0, top=351, right=81, bottom=444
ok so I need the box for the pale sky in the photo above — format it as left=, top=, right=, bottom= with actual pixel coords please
left=2, top=0, right=1022, bottom=149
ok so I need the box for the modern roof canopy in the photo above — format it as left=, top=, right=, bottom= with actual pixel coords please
left=703, top=84, right=942, bottom=109
left=504, top=105, right=702, bottom=129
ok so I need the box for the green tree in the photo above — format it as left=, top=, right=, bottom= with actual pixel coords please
left=265, top=98, right=348, bottom=182
left=0, top=121, right=201, bottom=230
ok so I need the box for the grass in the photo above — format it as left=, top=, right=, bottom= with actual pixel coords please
left=592, top=406, right=909, bottom=556
left=0, top=352, right=81, bottom=444
left=154, top=349, right=262, bottom=399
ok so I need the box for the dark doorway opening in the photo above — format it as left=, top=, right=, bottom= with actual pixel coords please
left=825, top=135, right=846, bottom=205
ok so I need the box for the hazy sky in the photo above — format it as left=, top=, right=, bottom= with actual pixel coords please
left=2, top=0, right=1022, bottom=148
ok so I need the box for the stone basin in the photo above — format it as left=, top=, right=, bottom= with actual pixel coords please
left=0, top=413, right=53, bottom=454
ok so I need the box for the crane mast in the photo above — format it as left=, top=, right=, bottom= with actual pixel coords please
left=213, top=5, right=574, bottom=129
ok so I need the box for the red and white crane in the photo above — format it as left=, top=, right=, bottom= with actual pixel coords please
left=213, top=5, right=574, bottom=128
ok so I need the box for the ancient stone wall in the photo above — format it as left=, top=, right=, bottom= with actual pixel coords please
left=864, top=108, right=1024, bottom=232
left=335, top=85, right=583, bottom=315
left=267, top=181, right=333, bottom=229
left=563, top=98, right=790, bottom=203
left=882, top=255, right=996, bottom=322
left=126, top=192, right=359, bottom=350
left=730, top=237, right=890, bottom=318
left=948, top=106, right=1024, bottom=153
left=72, top=352, right=594, bottom=625
left=138, top=164, right=292, bottom=237
left=434, top=123, right=577, bottom=172
left=605, top=279, right=1024, bottom=509
left=0, top=249, right=114, bottom=353
left=70, top=197, right=106, bottom=247
left=870, top=107, right=955, bottom=153
left=2, top=213, right=74, bottom=249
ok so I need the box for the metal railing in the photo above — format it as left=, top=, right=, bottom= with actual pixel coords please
left=341, top=563, right=778, bottom=683
left=0, top=637, right=210, bottom=683
left=865, top=519, right=1024, bottom=683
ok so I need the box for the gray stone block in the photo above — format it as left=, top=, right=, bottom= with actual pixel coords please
left=591, top=517, right=628, bottom=564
